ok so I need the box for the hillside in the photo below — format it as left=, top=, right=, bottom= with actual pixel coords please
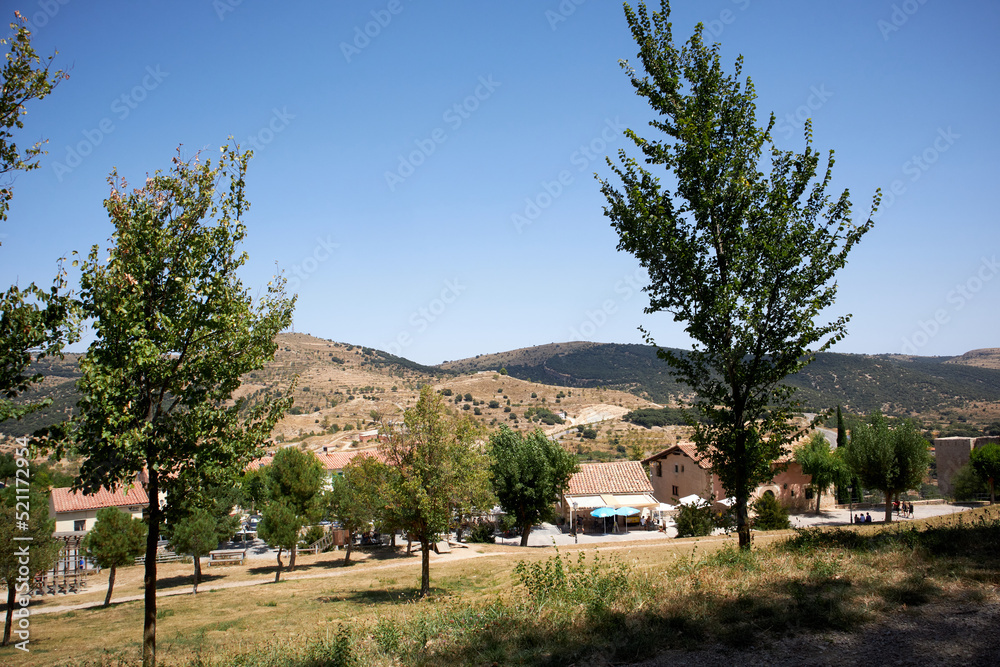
left=945, top=348, right=1000, bottom=370
left=440, top=342, right=1000, bottom=426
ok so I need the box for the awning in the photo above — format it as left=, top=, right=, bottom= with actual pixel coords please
left=601, top=493, right=659, bottom=509
left=566, top=495, right=606, bottom=509
left=678, top=494, right=709, bottom=507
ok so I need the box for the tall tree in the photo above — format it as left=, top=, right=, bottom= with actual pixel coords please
left=326, top=453, right=384, bottom=565
left=969, top=442, right=1000, bottom=505
left=257, top=501, right=298, bottom=582
left=380, top=386, right=490, bottom=596
left=489, top=426, right=578, bottom=546
left=163, top=476, right=240, bottom=594
left=261, top=447, right=324, bottom=571
left=794, top=432, right=846, bottom=514
left=598, top=0, right=876, bottom=549
left=70, top=145, right=294, bottom=667
left=841, top=411, right=930, bottom=522
left=81, top=506, right=147, bottom=606
left=0, top=12, right=76, bottom=425
left=0, top=485, right=60, bottom=646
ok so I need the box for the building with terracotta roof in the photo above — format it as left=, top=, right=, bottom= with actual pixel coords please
left=48, top=484, right=149, bottom=533
left=557, top=460, right=658, bottom=526
left=643, top=438, right=834, bottom=512
left=247, top=447, right=384, bottom=490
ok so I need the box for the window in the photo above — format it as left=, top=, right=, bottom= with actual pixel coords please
left=805, top=488, right=814, bottom=500
left=656, top=462, right=661, bottom=477
left=674, top=465, right=679, bottom=473
left=672, top=485, right=679, bottom=496
left=74, top=519, right=86, bottom=532
left=681, top=465, right=685, bottom=473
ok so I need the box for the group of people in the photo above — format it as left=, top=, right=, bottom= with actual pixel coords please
left=854, top=512, right=874, bottom=523
left=894, top=500, right=915, bottom=518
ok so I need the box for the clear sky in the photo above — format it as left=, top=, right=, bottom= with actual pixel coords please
left=2, top=0, right=997, bottom=366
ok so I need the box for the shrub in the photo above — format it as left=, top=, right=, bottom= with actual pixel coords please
left=489, top=400, right=500, bottom=409
left=442, top=388, right=453, bottom=396
left=467, top=522, right=495, bottom=543
left=675, top=502, right=714, bottom=537
left=300, top=525, right=325, bottom=547
left=752, top=493, right=791, bottom=530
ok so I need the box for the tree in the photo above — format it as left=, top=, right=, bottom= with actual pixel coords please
left=488, top=426, right=577, bottom=546
left=841, top=411, right=931, bottom=522
left=70, top=145, right=294, bottom=667
left=969, top=442, right=1000, bottom=505
left=598, top=0, right=876, bottom=549
left=257, top=502, right=299, bottom=583
left=166, top=507, right=236, bottom=594
left=261, top=447, right=324, bottom=571
left=0, top=12, right=76, bottom=426
left=751, top=492, right=791, bottom=531
left=380, top=386, right=490, bottom=596
left=81, top=506, right=147, bottom=606
left=795, top=432, right=846, bottom=513
left=674, top=500, right=714, bottom=537
left=326, top=454, right=385, bottom=565
left=0, top=485, right=60, bottom=646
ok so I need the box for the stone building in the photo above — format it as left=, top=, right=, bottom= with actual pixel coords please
left=935, top=435, right=1000, bottom=497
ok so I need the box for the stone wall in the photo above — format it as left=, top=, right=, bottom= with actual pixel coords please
left=935, top=435, right=1000, bottom=496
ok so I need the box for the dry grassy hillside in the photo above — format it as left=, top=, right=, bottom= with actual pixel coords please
left=945, top=348, right=1000, bottom=370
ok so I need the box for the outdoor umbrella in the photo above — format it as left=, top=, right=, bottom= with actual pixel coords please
left=591, top=506, right=615, bottom=533
left=615, top=506, right=639, bottom=534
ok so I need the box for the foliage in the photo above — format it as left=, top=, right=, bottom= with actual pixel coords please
left=82, top=506, right=147, bottom=606
left=262, top=447, right=324, bottom=571
left=751, top=492, right=791, bottom=530
left=969, top=442, right=1000, bottom=503
left=488, top=426, right=578, bottom=546
left=795, top=432, right=847, bottom=513
left=623, top=405, right=703, bottom=428
left=950, top=462, right=987, bottom=501
left=326, top=453, right=386, bottom=564
left=466, top=521, right=495, bottom=543
left=379, top=385, right=492, bottom=596
left=515, top=550, right=631, bottom=615
left=598, top=1, right=875, bottom=548
left=70, top=144, right=294, bottom=666
left=841, top=411, right=931, bottom=521
left=258, top=501, right=299, bottom=582
left=674, top=501, right=715, bottom=537
left=1, top=483, right=60, bottom=645
left=0, top=13, right=77, bottom=427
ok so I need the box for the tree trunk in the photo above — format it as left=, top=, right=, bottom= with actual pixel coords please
left=990, top=478, right=995, bottom=505
left=736, top=495, right=751, bottom=550
left=143, top=466, right=160, bottom=667
left=519, top=522, right=533, bottom=547
left=343, top=530, right=353, bottom=566
left=104, top=565, right=117, bottom=607
left=815, top=488, right=822, bottom=514
left=289, top=545, right=296, bottom=572
left=2, top=583, right=14, bottom=646
left=274, top=547, right=283, bottom=583
left=192, top=555, right=201, bottom=595
left=884, top=493, right=893, bottom=522
left=419, top=538, right=430, bottom=597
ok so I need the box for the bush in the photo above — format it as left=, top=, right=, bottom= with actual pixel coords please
left=951, top=461, right=988, bottom=501
left=442, top=388, right=453, bottom=396
left=300, top=525, right=325, bottom=547
left=675, top=502, right=715, bottom=537
left=489, top=400, right=500, bottom=409
left=467, top=522, right=496, bottom=543
left=751, top=493, right=791, bottom=530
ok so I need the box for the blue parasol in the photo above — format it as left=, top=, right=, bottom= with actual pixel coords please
left=591, top=506, right=616, bottom=533
left=615, top=507, right=639, bottom=533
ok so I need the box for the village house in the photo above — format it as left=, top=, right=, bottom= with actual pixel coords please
left=48, top=484, right=150, bottom=533
left=247, top=446, right=383, bottom=490
left=642, top=438, right=836, bottom=512
left=557, top=460, right=659, bottom=529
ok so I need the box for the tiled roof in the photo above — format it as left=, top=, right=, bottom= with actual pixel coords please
left=565, top=461, right=653, bottom=496
left=247, top=448, right=384, bottom=473
left=643, top=442, right=712, bottom=470
left=50, top=485, right=149, bottom=513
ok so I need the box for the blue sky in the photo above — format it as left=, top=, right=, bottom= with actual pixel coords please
left=2, top=0, right=998, bottom=365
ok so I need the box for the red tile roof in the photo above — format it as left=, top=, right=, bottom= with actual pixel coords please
left=50, top=485, right=149, bottom=513
left=247, top=448, right=384, bottom=473
left=565, top=461, right=654, bottom=496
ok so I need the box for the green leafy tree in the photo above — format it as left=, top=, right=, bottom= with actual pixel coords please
left=0, top=13, right=76, bottom=426
left=598, top=0, right=876, bottom=549
left=1, top=484, right=60, bottom=646
left=795, top=432, right=846, bottom=513
left=380, top=386, right=490, bottom=596
left=488, top=426, right=578, bottom=546
left=262, top=447, right=324, bottom=571
left=969, top=442, right=1000, bottom=505
left=166, top=507, right=236, bottom=594
left=70, top=145, right=294, bottom=667
left=950, top=461, right=987, bottom=501
left=841, top=411, right=931, bottom=522
left=751, top=492, right=791, bottom=530
left=674, top=501, right=714, bottom=538
left=257, top=501, right=299, bottom=582
left=81, top=506, right=147, bottom=606
left=326, top=454, right=385, bottom=565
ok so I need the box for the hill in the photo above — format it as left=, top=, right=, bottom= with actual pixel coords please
left=440, top=342, right=1000, bottom=426
left=945, top=348, right=1000, bottom=370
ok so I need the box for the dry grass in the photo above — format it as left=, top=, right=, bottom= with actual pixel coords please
left=7, top=508, right=1000, bottom=665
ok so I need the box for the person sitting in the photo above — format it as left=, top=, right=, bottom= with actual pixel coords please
left=865, top=512, right=872, bottom=523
